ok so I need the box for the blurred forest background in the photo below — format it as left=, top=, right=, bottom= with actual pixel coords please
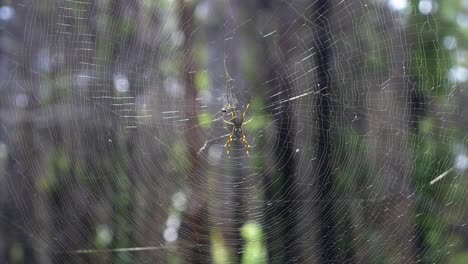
left=1, top=0, right=468, bottom=263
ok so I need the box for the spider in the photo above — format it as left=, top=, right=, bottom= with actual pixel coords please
left=222, top=103, right=252, bottom=156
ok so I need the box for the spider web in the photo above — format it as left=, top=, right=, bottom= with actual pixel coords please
left=1, top=0, right=467, bottom=263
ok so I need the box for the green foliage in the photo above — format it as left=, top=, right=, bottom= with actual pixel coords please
left=411, top=119, right=452, bottom=262
left=194, top=43, right=209, bottom=67
left=36, top=149, right=70, bottom=192
left=75, top=161, right=88, bottom=183
left=94, top=225, right=113, bottom=249
left=210, top=223, right=267, bottom=264
left=412, top=131, right=451, bottom=193
left=334, top=128, right=370, bottom=194
left=439, top=0, right=462, bottom=24
left=240, top=44, right=258, bottom=82
left=195, top=71, right=211, bottom=91
left=406, top=1, right=465, bottom=261
left=452, top=252, right=468, bottom=264
left=9, top=242, right=23, bottom=264
left=160, top=59, right=181, bottom=76
left=241, top=222, right=267, bottom=264
left=97, top=0, right=111, bottom=9
left=363, top=21, right=387, bottom=71
left=116, top=19, right=136, bottom=38
left=212, top=228, right=231, bottom=263
left=170, top=141, right=191, bottom=173
left=244, top=97, right=269, bottom=133
left=97, top=38, right=113, bottom=62
left=57, top=153, right=71, bottom=173
left=115, top=169, right=131, bottom=207
left=409, top=35, right=450, bottom=96
left=198, top=111, right=213, bottom=128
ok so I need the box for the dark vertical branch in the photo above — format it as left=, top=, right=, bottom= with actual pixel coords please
left=408, top=76, right=428, bottom=263
left=408, top=34, right=428, bottom=264
left=233, top=157, right=245, bottom=263
left=312, top=0, right=338, bottom=262
left=104, top=1, right=139, bottom=262
left=270, top=72, right=303, bottom=263
left=253, top=0, right=303, bottom=261
left=408, top=81, right=426, bottom=133
left=250, top=9, right=274, bottom=261
left=260, top=176, right=275, bottom=263
left=1, top=2, right=39, bottom=263
left=178, top=1, right=211, bottom=263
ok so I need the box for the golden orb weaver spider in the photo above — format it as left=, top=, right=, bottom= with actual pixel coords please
left=222, top=103, right=252, bottom=156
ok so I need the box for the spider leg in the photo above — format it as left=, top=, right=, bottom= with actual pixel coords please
left=242, top=104, right=250, bottom=119
left=224, top=127, right=235, bottom=156
left=228, top=103, right=235, bottom=119
left=223, top=120, right=234, bottom=125
left=240, top=129, right=251, bottom=155
left=243, top=117, right=253, bottom=125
